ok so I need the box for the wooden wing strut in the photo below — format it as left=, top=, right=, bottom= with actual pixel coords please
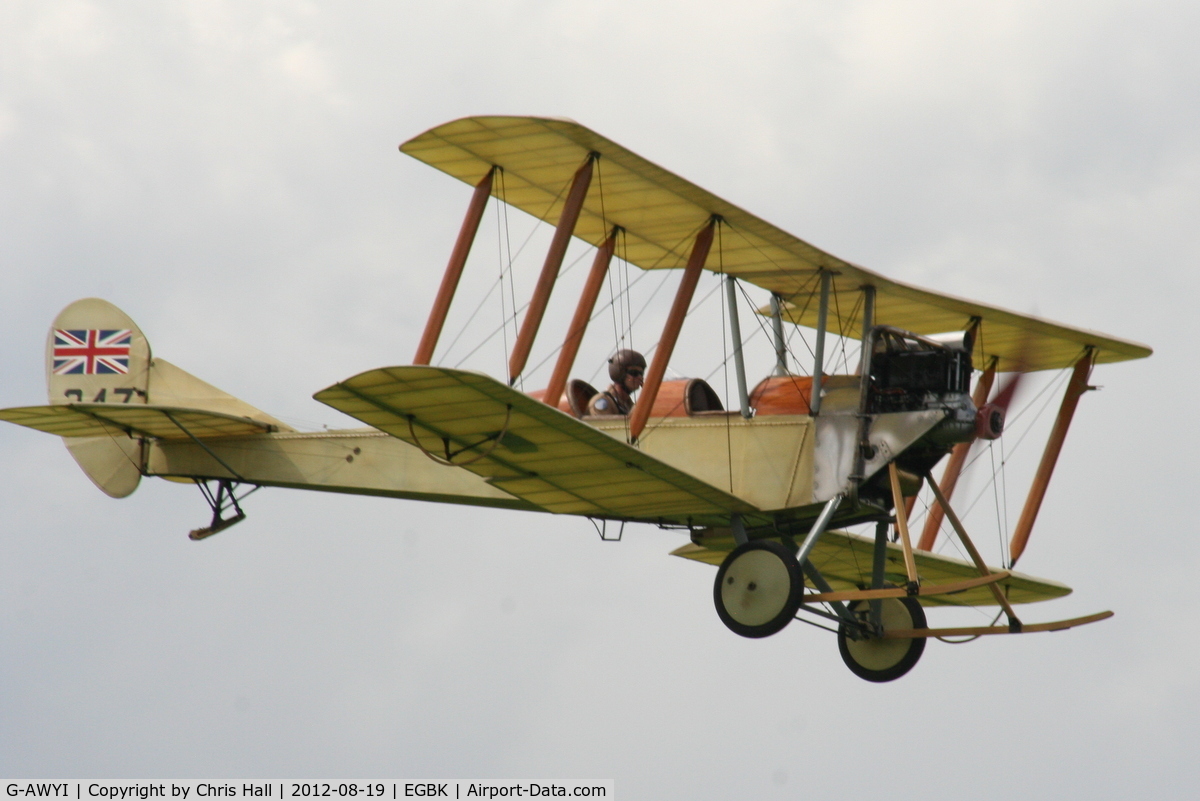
left=629, top=218, right=716, bottom=442
left=542, top=227, right=618, bottom=410
left=925, top=470, right=1023, bottom=630
left=1009, top=348, right=1095, bottom=565
left=887, top=462, right=921, bottom=591
left=413, top=167, right=495, bottom=365
left=508, top=154, right=596, bottom=383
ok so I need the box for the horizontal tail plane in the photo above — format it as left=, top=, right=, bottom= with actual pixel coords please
left=4, top=298, right=292, bottom=497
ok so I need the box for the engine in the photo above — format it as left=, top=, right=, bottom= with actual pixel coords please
left=867, top=327, right=977, bottom=449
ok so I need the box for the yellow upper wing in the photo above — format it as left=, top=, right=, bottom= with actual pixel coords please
left=401, top=116, right=1151, bottom=372
left=314, top=366, right=758, bottom=524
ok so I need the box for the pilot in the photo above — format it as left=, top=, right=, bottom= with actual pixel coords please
left=587, top=349, right=646, bottom=416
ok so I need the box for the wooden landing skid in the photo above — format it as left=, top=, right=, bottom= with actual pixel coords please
left=884, top=610, right=1113, bottom=639
left=801, top=571, right=1012, bottom=604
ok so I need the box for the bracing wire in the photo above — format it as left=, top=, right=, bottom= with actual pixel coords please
left=830, top=281, right=847, bottom=373
left=606, top=241, right=624, bottom=360
left=455, top=245, right=595, bottom=370
left=782, top=276, right=823, bottom=366
left=593, top=270, right=724, bottom=385
left=627, top=236, right=638, bottom=349
left=522, top=245, right=681, bottom=383
left=733, top=274, right=817, bottom=377
left=835, top=291, right=864, bottom=374
left=438, top=275, right=502, bottom=366
left=439, top=167, right=567, bottom=366
left=988, top=442, right=1006, bottom=568
left=926, top=361, right=1075, bottom=560
left=957, top=366, right=1074, bottom=517
left=1000, top=434, right=1011, bottom=561
left=594, top=154, right=623, bottom=359
left=634, top=277, right=769, bottom=441
left=792, top=614, right=841, bottom=635
left=584, top=223, right=710, bottom=384
left=719, top=217, right=825, bottom=368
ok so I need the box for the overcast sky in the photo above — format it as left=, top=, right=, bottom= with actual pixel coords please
left=1, top=2, right=1197, bottom=798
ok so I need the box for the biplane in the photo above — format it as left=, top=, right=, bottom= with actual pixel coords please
left=1, top=116, right=1152, bottom=681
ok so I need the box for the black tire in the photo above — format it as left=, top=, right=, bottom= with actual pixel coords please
left=838, top=596, right=927, bottom=682
left=713, top=540, right=804, bottom=638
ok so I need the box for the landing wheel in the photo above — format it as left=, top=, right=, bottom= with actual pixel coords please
left=714, top=540, right=804, bottom=638
left=838, top=596, right=927, bottom=682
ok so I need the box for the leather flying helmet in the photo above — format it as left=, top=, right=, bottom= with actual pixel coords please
left=608, top=349, right=647, bottom=382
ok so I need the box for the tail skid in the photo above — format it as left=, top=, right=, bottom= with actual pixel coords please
left=188, top=479, right=258, bottom=540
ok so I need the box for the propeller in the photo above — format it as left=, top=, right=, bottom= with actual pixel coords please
left=974, top=343, right=1033, bottom=440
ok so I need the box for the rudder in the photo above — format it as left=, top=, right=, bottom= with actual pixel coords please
left=47, top=298, right=151, bottom=497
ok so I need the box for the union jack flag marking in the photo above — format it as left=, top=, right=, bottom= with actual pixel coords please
left=52, top=329, right=133, bottom=375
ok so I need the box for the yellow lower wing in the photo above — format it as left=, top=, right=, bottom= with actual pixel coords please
left=314, top=366, right=757, bottom=523
left=673, top=528, right=1071, bottom=606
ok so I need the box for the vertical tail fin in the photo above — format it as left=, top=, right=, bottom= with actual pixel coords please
left=47, top=298, right=152, bottom=497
